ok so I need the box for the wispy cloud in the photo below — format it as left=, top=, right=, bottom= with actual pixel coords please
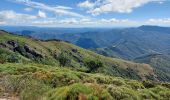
left=78, top=0, right=166, bottom=16
left=32, top=18, right=93, bottom=26
left=0, top=10, right=137, bottom=26
left=146, top=18, right=170, bottom=25
left=10, top=0, right=84, bottom=17
left=32, top=18, right=136, bottom=26
left=0, top=9, right=169, bottom=27
left=99, top=18, right=131, bottom=23
left=78, top=0, right=95, bottom=9
left=0, top=10, right=37, bottom=25
left=0, top=10, right=37, bottom=20
left=54, top=6, right=73, bottom=10
left=24, top=7, right=33, bottom=12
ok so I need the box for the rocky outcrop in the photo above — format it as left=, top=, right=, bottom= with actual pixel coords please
left=7, top=40, right=19, bottom=48
left=24, top=44, right=43, bottom=58
left=3, top=40, right=43, bottom=59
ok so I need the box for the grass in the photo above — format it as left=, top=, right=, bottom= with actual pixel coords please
left=0, top=63, right=170, bottom=100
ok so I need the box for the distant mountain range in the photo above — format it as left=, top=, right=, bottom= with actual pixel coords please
left=2, top=25, right=170, bottom=59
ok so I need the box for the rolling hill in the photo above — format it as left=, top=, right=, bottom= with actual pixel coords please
left=4, top=25, right=170, bottom=60
left=0, top=30, right=170, bottom=100
left=135, top=53, right=170, bottom=82
left=0, top=30, right=156, bottom=80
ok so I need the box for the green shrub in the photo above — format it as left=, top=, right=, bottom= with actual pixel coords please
left=50, top=73, right=80, bottom=87
left=150, top=86, right=170, bottom=99
left=0, top=49, right=10, bottom=63
left=47, top=83, right=113, bottom=100
left=1, top=75, right=50, bottom=100
left=47, top=83, right=92, bottom=100
left=57, top=52, right=71, bottom=67
left=138, top=89, right=160, bottom=99
left=126, top=81, right=145, bottom=90
left=86, top=59, right=104, bottom=72
left=89, top=83, right=113, bottom=100
left=7, top=53, right=22, bottom=63
left=142, top=81, right=157, bottom=88
left=108, top=86, right=139, bottom=100
left=0, top=48, right=22, bottom=63
left=35, top=57, right=58, bottom=66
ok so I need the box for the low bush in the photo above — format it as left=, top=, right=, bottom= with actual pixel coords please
left=0, top=63, right=170, bottom=100
left=142, top=81, right=157, bottom=88
left=108, top=86, right=139, bottom=100
left=86, top=59, right=104, bottom=73
left=0, top=48, right=22, bottom=63
left=47, top=83, right=112, bottom=100
left=57, top=52, right=71, bottom=67
left=0, top=75, right=50, bottom=100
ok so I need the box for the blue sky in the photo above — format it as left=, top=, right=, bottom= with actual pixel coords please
left=0, top=0, right=170, bottom=27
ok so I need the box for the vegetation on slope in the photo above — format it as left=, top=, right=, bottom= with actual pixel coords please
left=0, top=30, right=156, bottom=80
left=135, top=54, right=170, bottom=82
left=0, top=63, right=170, bottom=100
left=0, top=30, right=170, bottom=100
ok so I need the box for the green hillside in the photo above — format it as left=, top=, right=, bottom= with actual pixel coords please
left=0, top=30, right=156, bottom=80
left=0, top=30, right=170, bottom=100
left=135, top=54, right=170, bottom=82
left=0, top=63, right=170, bottom=100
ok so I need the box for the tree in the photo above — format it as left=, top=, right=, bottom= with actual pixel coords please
left=86, top=59, right=103, bottom=72
left=58, top=52, right=70, bottom=67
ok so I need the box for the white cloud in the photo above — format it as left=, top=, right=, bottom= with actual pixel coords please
left=78, top=0, right=165, bottom=15
left=147, top=18, right=170, bottom=24
left=1, top=10, right=169, bottom=27
left=38, top=10, right=46, bottom=18
left=32, top=20, right=57, bottom=25
left=54, top=6, right=73, bottom=10
left=0, top=10, right=37, bottom=25
left=11, top=0, right=84, bottom=17
left=57, top=18, right=135, bottom=26
left=32, top=18, right=94, bottom=26
left=24, top=7, right=33, bottom=12
left=59, top=19, right=79, bottom=24
left=59, top=18, right=94, bottom=25
left=99, top=18, right=132, bottom=24
left=78, top=0, right=95, bottom=8
left=0, top=10, right=37, bottom=20
left=0, top=21, right=6, bottom=25
left=2, top=10, right=135, bottom=26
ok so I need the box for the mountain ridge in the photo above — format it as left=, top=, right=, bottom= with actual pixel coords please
left=0, top=30, right=157, bottom=81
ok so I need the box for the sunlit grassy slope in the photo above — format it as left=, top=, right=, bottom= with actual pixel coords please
left=0, top=30, right=156, bottom=80
left=1, top=30, right=170, bottom=100
left=135, top=54, right=170, bottom=82
left=0, top=63, right=170, bottom=100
